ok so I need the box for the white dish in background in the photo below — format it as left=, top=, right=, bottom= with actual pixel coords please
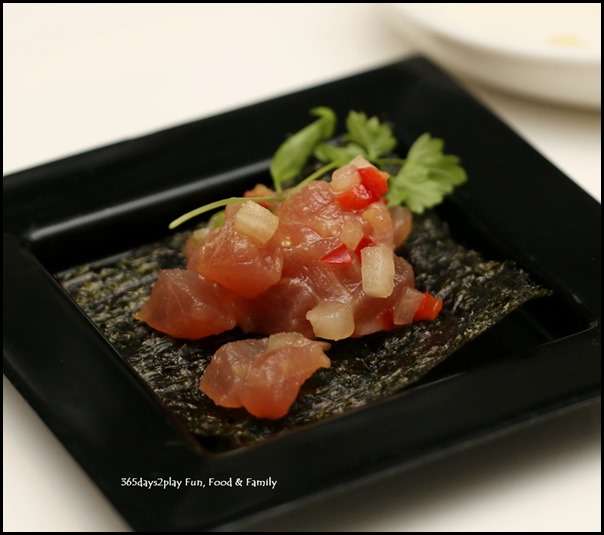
left=385, top=3, right=601, bottom=108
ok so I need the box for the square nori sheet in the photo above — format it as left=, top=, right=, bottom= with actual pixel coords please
left=57, top=212, right=548, bottom=450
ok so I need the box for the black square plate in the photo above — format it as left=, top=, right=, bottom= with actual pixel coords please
left=3, top=57, right=600, bottom=532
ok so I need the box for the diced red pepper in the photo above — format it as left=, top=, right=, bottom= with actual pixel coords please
left=413, top=292, right=443, bottom=321
left=358, top=167, right=389, bottom=201
left=335, top=184, right=374, bottom=211
left=336, top=167, right=389, bottom=211
left=320, top=243, right=353, bottom=264
left=354, top=235, right=375, bottom=257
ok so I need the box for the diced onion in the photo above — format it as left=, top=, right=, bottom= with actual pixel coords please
left=306, top=301, right=355, bottom=340
left=330, top=164, right=360, bottom=193
left=361, top=244, right=395, bottom=298
left=362, top=203, right=391, bottom=238
left=339, top=219, right=365, bottom=250
left=233, top=200, right=280, bottom=244
left=349, top=155, right=373, bottom=168
left=393, top=286, right=425, bottom=325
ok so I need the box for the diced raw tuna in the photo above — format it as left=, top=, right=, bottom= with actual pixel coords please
left=140, top=159, right=437, bottom=343
left=193, top=207, right=283, bottom=299
left=136, top=269, right=238, bottom=339
left=199, top=333, right=331, bottom=419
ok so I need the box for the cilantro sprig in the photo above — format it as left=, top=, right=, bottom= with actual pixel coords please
left=169, top=108, right=467, bottom=229
left=270, top=107, right=336, bottom=193
left=345, top=111, right=397, bottom=161
left=386, top=133, right=467, bottom=213
left=314, top=111, right=397, bottom=167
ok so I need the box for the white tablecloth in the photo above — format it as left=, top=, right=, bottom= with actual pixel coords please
left=3, top=4, right=601, bottom=532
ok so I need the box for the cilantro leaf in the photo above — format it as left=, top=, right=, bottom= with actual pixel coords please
left=270, top=107, right=336, bottom=192
left=386, top=133, right=467, bottom=213
left=345, top=111, right=397, bottom=161
left=314, top=142, right=366, bottom=167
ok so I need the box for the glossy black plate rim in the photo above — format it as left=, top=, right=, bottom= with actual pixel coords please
left=3, top=57, right=601, bottom=532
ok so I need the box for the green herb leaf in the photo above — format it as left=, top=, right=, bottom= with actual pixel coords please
left=269, top=107, right=336, bottom=192
left=386, top=133, right=467, bottom=213
left=314, top=142, right=366, bottom=166
left=345, top=111, right=397, bottom=161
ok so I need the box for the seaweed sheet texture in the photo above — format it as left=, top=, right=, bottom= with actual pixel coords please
left=58, top=212, right=547, bottom=450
